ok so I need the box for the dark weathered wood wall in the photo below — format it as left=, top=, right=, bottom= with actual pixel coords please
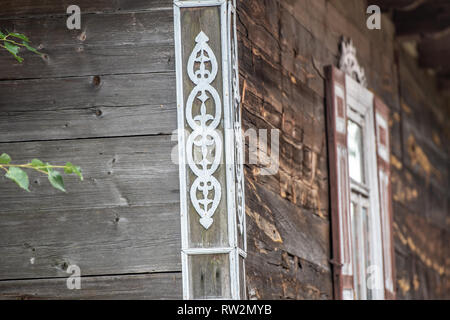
left=237, top=0, right=449, bottom=299
left=0, top=0, right=183, bottom=299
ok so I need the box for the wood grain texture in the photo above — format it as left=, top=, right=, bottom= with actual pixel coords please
left=0, top=72, right=177, bottom=143
left=0, top=11, right=174, bottom=79
left=0, top=136, right=179, bottom=212
left=0, top=104, right=177, bottom=142
left=0, top=73, right=176, bottom=112
left=0, top=0, right=172, bottom=18
left=0, top=272, right=182, bottom=300
left=0, top=0, right=448, bottom=301
left=238, top=0, right=333, bottom=300
left=238, top=0, right=448, bottom=300
left=0, top=204, right=181, bottom=280
left=0, top=136, right=181, bottom=280
left=0, top=0, right=182, bottom=299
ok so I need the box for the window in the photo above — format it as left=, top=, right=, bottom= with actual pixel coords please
left=325, top=39, right=396, bottom=300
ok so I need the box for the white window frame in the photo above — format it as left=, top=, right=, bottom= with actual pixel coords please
left=346, top=75, right=385, bottom=300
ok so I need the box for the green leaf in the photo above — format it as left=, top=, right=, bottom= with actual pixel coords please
left=0, top=31, right=5, bottom=39
left=4, top=41, right=19, bottom=55
left=9, top=32, right=29, bottom=42
left=48, top=168, right=66, bottom=192
left=64, top=162, right=83, bottom=181
left=0, top=153, right=11, bottom=164
left=4, top=42, right=23, bottom=63
left=5, top=167, right=29, bottom=191
left=31, top=158, right=46, bottom=171
left=22, top=41, right=41, bottom=55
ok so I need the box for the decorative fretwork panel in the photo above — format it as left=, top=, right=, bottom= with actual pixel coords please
left=174, top=0, right=246, bottom=300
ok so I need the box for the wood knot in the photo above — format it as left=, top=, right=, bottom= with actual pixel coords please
left=92, top=75, right=101, bottom=87
left=78, top=31, right=87, bottom=41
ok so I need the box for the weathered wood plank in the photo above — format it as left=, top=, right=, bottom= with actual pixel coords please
left=393, top=1, right=450, bottom=36
left=0, top=104, right=177, bottom=142
left=401, top=116, right=448, bottom=188
left=246, top=250, right=332, bottom=300
left=238, top=0, right=334, bottom=300
left=0, top=135, right=179, bottom=213
left=0, top=73, right=176, bottom=113
left=0, top=45, right=174, bottom=80
left=0, top=272, right=182, bottom=300
left=392, top=202, right=449, bottom=299
left=392, top=165, right=448, bottom=231
left=418, top=34, right=450, bottom=73
left=1, top=11, right=173, bottom=49
left=241, top=81, right=329, bottom=217
left=0, top=0, right=172, bottom=18
left=245, top=177, right=332, bottom=299
left=0, top=11, right=174, bottom=79
left=0, top=204, right=181, bottom=280
left=0, top=135, right=182, bottom=280
left=245, top=172, right=331, bottom=271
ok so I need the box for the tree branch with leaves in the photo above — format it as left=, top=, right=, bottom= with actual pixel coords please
left=1, top=30, right=83, bottom=192
left=0, top=153, right=83, bottom=192
left=0, top=30, right=42, bottom=62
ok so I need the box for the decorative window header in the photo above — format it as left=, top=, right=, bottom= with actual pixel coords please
left=339, top=37, right=368, bottom=88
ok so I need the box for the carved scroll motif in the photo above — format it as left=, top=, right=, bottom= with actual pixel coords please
left=186, top=31, right=222, bottom=230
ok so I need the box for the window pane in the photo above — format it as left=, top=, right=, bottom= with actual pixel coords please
left=347, top=120, right=365, bottom=183
left=350, top=201, right=361, bottom=299
left=362, top=207, right=373, bottom=300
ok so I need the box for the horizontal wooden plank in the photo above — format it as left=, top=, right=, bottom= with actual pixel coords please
left=1, top=11, right=173, bottom=49
left=392, top=166, right=448, bottom=231
left=0, top=11, right=174, bottom=79
left=245, top=173, right=331, bottom=271
left=0, top=272, right=182, bottom=300
left=0, top=73, right=176, bottom=112
left=0, top=44, right=174, bottom=80
left=0, top=104, right=177, bottom=143
left=0, top=204, right=181, bottom=280
left=418, top=34, right=450, bottom=73
left=245, top=175, right=332, bottom=299
left=401, top=119, right=448, bottom=188
left=0, top=135, right=179, bottom=213
left=394, top=1, right=450, bottom=36
left=246, top=250, right=332, bottom=299
left=0, top=11, right=177, bottom=142
left=0, top=0, right=172, bottom=19
left=0, top=135, right=181, bottom=280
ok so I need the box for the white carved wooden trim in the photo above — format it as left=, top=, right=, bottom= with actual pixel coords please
left=186, top=31, right=222, bottom=230
left=374, top=97, right=396, bottom=299
left=339, top=38, right=368, bottom=88
left=174, top=0, right=246, bottom=300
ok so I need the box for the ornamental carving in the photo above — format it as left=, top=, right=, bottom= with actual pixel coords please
left=186, top=31, right=222, bottom=230
left=339, top=38, right=368, bottom=88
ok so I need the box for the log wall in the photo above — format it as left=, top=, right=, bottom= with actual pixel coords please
left=237, top=0, right=449, bottom=299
